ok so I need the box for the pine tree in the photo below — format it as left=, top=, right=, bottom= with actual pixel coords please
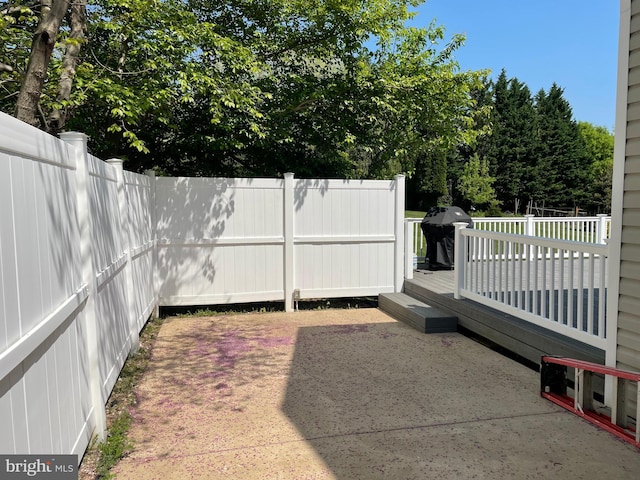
left=533, top=84, right=589, bottom=209
left=479, top=70, right=537, bottom=213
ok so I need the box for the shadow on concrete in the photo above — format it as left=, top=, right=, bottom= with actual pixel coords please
left=280, top=319, right=640, bottom=479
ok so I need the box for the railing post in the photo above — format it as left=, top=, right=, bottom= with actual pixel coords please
left=60, top=132, right=107, bottom=441
left=597, top=214, right=608, bottom=245
left=283, top=173, right=295, bottom=312
left=405, top=220, right=414, bottom=280
left=145, top=169, right=160, bottom=318
left=107, top=159, right=139, bottom=353
left=453, top=222, right=468, bottom=300
left=394, top=174, right=405, bottom=292
left=525, top=214, right=535, bottom=236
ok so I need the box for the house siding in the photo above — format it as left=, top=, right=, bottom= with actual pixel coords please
left=617, top=0, right=640, bottom=418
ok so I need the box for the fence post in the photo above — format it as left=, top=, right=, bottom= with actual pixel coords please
left=453, top=222, right=468, bottom=300
left=404, top=220, right=414, bottom=281
left=145, top=169, right=160, bottom=318
left=107, top=159, right=139, bottom=353
left=283, top=173, right=295, bottom=312
left=60, top=132, right=107, bottom=441
left=597, top=214, right=608, bottom=245
left=394, top=174, right=406, bottom=292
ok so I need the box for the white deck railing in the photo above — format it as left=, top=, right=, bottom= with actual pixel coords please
left=453, top=224, right=608, bottom=350
left=405, top=214, right=610, bottom=279
left=404, top=214, right=611, bottom=350
left=407, top=214, right=609, bottom=259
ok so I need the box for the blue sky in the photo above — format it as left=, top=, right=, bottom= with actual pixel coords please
left=411, top=0, right=619, bottom=129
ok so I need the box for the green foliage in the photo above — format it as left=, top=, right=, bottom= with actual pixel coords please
left=463, top=71, right=608, bottom=214
left=457, top=153, right=500, bottom=210
left=578, top=121, right=614, bottom=213
left=95, top=413, right=132, bottom=479
left=2, top=0, right=487, bottom=194
left=405, top=210, right=426, bottom=218
left=532, top=84, right=590, bottom=208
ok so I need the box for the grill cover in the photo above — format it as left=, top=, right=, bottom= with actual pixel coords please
left=420, top=206, right=473, bottom=270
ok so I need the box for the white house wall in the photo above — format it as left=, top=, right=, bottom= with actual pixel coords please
left=611, top=0, right=640, bottom=419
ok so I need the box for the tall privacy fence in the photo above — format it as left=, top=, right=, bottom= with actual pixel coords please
left=155, top=175, right=405, bottom=309
left=0, top=112, right=405, bottom=460
left=0, top=115, right=156, bottom=459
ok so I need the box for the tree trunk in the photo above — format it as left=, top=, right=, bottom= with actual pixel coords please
left=14, top=0, right=71, bottom=127
left=48, top=0, right=86, bottom=133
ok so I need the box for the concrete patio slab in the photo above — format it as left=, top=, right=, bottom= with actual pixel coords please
left=112, top=308, right=640, bottom=479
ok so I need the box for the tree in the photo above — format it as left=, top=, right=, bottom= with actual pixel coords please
left=78, top=1, right=488, bottom=185
left=533, top=84, right=589, bottom=209
left=476, top=70, right=537, bottom=213
left=3, top=0, right=487, bottom=184
left=578, top=121, right=614, bottom=213
left=457, top=153, right=500, bottom=213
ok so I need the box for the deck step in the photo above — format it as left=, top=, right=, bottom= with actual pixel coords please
left=379, top=292, right=457, bottom=333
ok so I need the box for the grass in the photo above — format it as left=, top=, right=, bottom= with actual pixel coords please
left=405, top=210, right=426, bottom=219
left=79, top=314, right=164, bottom=480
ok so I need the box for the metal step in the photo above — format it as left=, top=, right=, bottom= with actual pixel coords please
left=379, top=292, right=457, bottom=333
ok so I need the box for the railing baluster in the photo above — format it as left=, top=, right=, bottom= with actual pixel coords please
left=587, top=253, right=595, bottom=335
left=550, top=247, right=556, bottom=323
left=510, top=239, right=517, bottom=308
left=559, top=248, right=565, bottom=325
left=541, top=246, right=548, bottom=318
left=498, top=239, right=504, bottom=302
left=525, top=242, right=532, bottom=314
left=568, top=251, right=574, bottom=328
left=599, top=254, right=607, bottom=338
left=578, top=254, right=585, bottom=333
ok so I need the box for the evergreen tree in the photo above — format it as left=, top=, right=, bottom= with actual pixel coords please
left=533, top=84, right=589, bottom=209
left=478, top=70, right=537, bottom=213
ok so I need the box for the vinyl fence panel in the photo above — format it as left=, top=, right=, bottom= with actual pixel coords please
left=156, top=177, right=287, bottom=306
left=125, top=170, right=157, bottom=332
left=88, top=156, right=131, bottom=398
left=156, top=175, right=405, bottom=309
left=294, top=179, right=398, bottom=298
left=0, top=114, right=94, bottom=457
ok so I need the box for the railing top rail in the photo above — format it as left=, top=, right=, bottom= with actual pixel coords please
left=406, top=215, right=611, bottom=223
left=531, top=216, right=610, bottom=222
left=472, top=217, right=525, bottom=222
left=458, top=227, right=609, bottom=255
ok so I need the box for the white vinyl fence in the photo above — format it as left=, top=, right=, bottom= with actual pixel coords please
left=0, top=114, right=156, bottom=460
left=156, top=175, right=405, bottom=309
left=0, top=112, right=405, bottom=460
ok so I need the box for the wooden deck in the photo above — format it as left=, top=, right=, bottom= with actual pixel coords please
left=405, top=267, right=605, bottom=367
